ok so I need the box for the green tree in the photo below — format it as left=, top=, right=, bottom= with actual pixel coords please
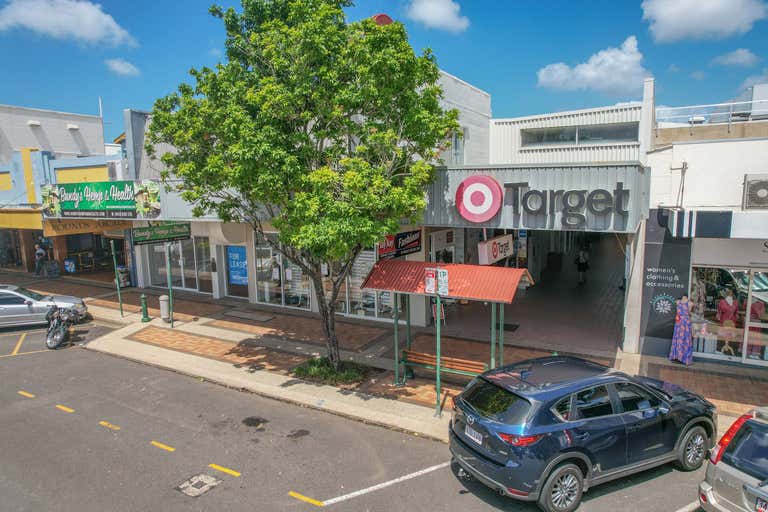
left=147, top=0, right=459, bottom=369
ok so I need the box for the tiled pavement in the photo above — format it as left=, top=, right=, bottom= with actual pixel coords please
left=129, top=325, right=310, bottom=374
left=90, top=290, right=227, bottom=322
left=206, top=315, right=389, bottom=352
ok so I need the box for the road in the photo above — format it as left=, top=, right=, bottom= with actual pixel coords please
left=0, top=325, right=705, bottom=511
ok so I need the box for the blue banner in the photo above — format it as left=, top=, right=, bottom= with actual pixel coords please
left=226, top=246, right=249, bottom=286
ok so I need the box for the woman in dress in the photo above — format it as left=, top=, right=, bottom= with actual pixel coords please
left=669, top=295, right=693, bottom=366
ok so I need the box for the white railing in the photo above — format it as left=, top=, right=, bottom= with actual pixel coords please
left=655, top=99, right=768, bottom=134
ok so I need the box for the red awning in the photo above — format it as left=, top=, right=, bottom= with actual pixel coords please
left=361, top=260, right=533, bottom=304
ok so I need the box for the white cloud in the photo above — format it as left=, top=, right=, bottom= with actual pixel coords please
left=741, top=68, right=768, bottom=90
left=642, top=0, right=767, bottom=42
left=713, top=48, right=760, bottom=67
left=668, top=63, right=680, bottom=73
left=537, top=36, right=651, bottom=96
left=105, top=58, right=139, bottom=76
left=405, top=0, right=469, bottom=33
left=0, top=0, right=135, bottom=46
left=209, top=47, right=222, bottom=57
left=690, top=70, right=706, bottom=80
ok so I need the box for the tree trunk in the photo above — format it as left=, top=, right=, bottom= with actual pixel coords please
left=311, top=273, right=342, bottom=370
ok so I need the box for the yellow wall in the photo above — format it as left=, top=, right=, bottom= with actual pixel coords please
left=56, top=166, right=109, bottom=184
left=0, top=209, right=43, bottom=230
left=20, top=147, right=38, bottom=203
left=0, top=172, right=11, bottom=191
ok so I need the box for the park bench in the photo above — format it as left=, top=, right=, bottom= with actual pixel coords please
left=401, top=349, right=488, bottom=380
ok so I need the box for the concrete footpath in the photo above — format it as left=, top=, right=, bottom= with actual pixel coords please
left=85, top=318, right=453, bottom=442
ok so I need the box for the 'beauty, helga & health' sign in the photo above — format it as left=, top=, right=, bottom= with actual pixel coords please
left=424, top=165, right=649, bottom=233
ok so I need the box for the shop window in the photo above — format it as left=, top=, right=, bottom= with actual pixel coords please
left=691, top=267, right=748, bottom=359
left=148, top=244, right=168, bottom=287
left=348, top=250, right=377, bottom=318
left=195, top=237, right=213, bottom=293
left=255, top=233, right=282, bottom=306
left=284, top=260, right=310, bottom=309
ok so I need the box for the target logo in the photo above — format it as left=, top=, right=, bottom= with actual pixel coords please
left=455, top=175, right=503, bottom=223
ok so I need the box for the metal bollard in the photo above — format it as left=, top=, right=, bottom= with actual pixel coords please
left=140, top=294, right=151, bottom=323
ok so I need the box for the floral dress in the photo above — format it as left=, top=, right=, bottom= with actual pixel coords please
left=669, top=299, right=693, bottom=365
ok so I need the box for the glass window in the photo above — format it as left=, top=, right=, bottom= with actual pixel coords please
left=461, top=378, right=532, bottom=424
left=148, top=244, right=168, bottom=287
left=255, top=234, right=282, bottom=305
left=552, top=396, right=572, bottom=421
left=450, top=129, right=465, bottom=165
left=615, top=383, right=659, bottom=412
left=577, top=122, right=639, bottom=144
left=194, top=237, right=213, bottom=293
left=348, top=250, right=376, bottom=318
left=574, top=385, right=614, bottom=419
left=14, top=287, right=44, bottom=301
left=691, top=267, right=747, bottom=358
left=521, top=126, right=577, bottom=147
left=0, top=292, right=26, bottom=305
left=284, top=259, right=310, bottom=309
left=722, top=421, right=768, bottom=481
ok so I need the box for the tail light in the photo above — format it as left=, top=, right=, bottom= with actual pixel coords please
left=710, top=412, right=754, bottom=465
left=497, top=432, right=543, bottom=447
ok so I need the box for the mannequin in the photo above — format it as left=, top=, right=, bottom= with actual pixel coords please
left=716, top=290, right=739, bottom=325
left=690, top=274, right=706, bottom=317
left=669, top=295, right=693, bottom=365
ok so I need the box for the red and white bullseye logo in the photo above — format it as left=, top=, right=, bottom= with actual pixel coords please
left=455, top=175, right=503, bottom=223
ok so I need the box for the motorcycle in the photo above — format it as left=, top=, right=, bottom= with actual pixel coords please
left=45, top=305, right=79, bottom=350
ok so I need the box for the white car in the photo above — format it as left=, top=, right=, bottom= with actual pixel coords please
left=0, top=284, right=87, bottom=327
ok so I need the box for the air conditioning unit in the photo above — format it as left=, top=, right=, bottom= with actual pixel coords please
left=743, top=174, right=768, bottom=209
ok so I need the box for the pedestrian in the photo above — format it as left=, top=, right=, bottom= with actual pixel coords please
left=574, top=246, right=589, bottom=284
left=669, top=295, right=693, bottom=366
left=33, top=244, right=46, bottom=277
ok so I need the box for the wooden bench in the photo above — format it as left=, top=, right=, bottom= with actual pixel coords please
left=401, top=349, right=488, bottom=379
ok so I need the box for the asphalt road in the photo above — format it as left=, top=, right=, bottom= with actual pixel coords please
left=0, top=334, right=705, bottom=511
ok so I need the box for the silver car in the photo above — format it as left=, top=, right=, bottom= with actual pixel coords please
left=0, top=284, right=87, bottom=327
left=700, top=407, right=768, bottom=512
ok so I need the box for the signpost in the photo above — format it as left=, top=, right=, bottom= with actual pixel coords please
left=166, top=242, right=174, bottom=328
left=425, top=266, right=449, bottom=416
left=110, top=240, right=123, bottom=317
left=132, top=223, right=191, bottom=245
left=437, top=268, right=449, bottom=296
left=424, top=268, right=436, bottom=294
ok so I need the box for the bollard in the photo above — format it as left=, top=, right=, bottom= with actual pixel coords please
left=140, top=294, right=151, bottom=323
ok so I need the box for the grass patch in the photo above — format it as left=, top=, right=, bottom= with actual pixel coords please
left=292, top=357, right=368, bottom=385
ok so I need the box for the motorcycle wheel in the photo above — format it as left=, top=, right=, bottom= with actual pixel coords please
left=46, top=326, right=66, bottom=350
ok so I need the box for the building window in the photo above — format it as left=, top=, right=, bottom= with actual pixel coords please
left=520, top=122, right=639, bottom=147
left=450, top=129, right=465, bottom=165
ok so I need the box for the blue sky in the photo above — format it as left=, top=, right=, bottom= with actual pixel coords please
left=1, top=0, right=767, bottom=140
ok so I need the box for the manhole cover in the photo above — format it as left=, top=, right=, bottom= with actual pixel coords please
left=176, top=474, right=222, bottom=497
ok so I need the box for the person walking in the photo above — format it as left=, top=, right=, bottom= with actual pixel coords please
left=575, top=246, right=590, bottom=285
left=669, top=295, right=693, bottom=366
left=33, top=244, right=47, bottom=277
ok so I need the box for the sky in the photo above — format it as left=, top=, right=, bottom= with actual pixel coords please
left=0, top=0, right=767, bottom=140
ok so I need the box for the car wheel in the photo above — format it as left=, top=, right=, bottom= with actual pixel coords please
left=677, top=425, right=708, bottom=471
left=537, top=463, right=584, bottom=512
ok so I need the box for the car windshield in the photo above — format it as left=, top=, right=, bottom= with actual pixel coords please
left=722, top=420, right=768, bottom=481
left=14, top=287, right=45, bottom=301
left=460, top=378, right=532, bottom=424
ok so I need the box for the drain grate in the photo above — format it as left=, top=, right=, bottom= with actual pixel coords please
left=176, top=474, right=222, bottom=498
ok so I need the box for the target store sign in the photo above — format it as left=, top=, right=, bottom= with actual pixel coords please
left=455, top=175, right=503, bottom=223
left=478, top=234, right=514, bottom=265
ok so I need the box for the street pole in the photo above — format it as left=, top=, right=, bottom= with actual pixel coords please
left=393, top=292, right=400, bottom=386
left=110, top=239, right=123, bottom=317
left=490, top=303, right=496, bottom=369
left=499, top=302, right=505, bottom=367
left=165, top=242, right=174, bottom=328
left=435, top=293, right=442, bottom=417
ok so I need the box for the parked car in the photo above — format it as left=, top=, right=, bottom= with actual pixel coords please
left=699, top=407, right=768, bottom=512
left=0, top=284, right=87, bottom=327
left=450, top=356, right=717, bottom=512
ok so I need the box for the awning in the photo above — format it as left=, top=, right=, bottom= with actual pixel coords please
left=0, top=208, right=43, bottom=230
left=361, top=260, right=533, bottom=303
left=43, top=219, right=133, bottom=237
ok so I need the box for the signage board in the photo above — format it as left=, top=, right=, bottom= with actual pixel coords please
left=41, top=180, right=161, bottom=219
left=43, top=219, right=133, bottom=237
left=437, top=268, right=449, bottom=296
left=478, top=234, right=514, bottom=265
left=425, top=268, right=436, bottom=294
left=226, top=246, right=249, bottom=286
left=378, top=230, right=422, bottom=260
left=132, top=223, right=191, bottom=246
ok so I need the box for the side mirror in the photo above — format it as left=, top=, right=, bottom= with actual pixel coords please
left=658, top=403, right=671, bottom=415
left=24, top=300, right=33, bottom=306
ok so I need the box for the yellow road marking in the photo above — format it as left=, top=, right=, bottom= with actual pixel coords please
left=150, top=441, right=175, bottom=452
left=17, top=390, right=35, bottom=398
left=208, top=463, right=241, bottom=477
left=56, top=404, right=75, bottom=413
left=10, top=333, right=26, bottom=356
left=99, top=421, right=121, bottom=431
left=0, top=349, right=58, bottom=359
left=288, top=491, right=324, bottom=507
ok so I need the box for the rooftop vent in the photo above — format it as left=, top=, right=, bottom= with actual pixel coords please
left=27, top=120, right=41, bottom=127
left=743, top=174, right=768, bottom=209
left=66, top=123, right=79, bottom=130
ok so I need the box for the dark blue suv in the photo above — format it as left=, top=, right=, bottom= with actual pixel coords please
left=450, top=356, right=717, bottom=512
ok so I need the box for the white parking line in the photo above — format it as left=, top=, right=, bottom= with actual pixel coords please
left=674, top=501, right=700, bottom=512
left=321, top=461, right=451, bottom=506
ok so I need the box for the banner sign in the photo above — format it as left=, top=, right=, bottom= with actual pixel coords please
left=437, top=268, right=449, bottom=296
left=227, top=246, right=249, bottom=286
left=41, top=180, right=161, bottom=219
left=132, top=223, right=191, bottom=246
left=378, top=230, right=422, bottom=260
left=425, top=268, right=436, bottom=294
left=43, top=219, right=133, bottom=237
left=478, top=234, right=514, bottom=265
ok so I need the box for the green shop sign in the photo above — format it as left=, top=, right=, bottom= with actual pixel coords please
left=41, top=180, right=161, bottom=219
left=131, top=223, right=191, bottom=246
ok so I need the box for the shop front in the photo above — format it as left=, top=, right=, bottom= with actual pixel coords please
left=138, top=223, right=214, bottom=294
left=0, top=209, right=45, bottom=273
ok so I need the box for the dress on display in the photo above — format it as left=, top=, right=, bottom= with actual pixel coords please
left=669, top=299, right=693, bottom=365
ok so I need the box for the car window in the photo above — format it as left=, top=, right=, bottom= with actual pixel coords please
left=0, top=293, right=27, bottom=305
left=15, top=287, right=44, bottom=301
left=615, top=383, right=660, bottom=412
left=722, top=420, right=768, bottom=481
left=552, top=396, right=572, bottom=421
left=574, top=385, right=614, bottom=419
left=460, top=378, right=532, bottom=424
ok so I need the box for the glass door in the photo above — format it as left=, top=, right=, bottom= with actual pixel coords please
left=744, top=270, right=768, bottom=365
left=168, top=242, right=184, bottom=288
left=179, top=238, right=197, bottom=290
left=194, top=237, right=213, bottom=293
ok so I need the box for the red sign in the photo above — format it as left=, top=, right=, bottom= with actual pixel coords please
left=455, top=175, right=503, bottom=223
left=424, top=268, right=436, bottom=294
left=378, top=230, right=422, bottom=259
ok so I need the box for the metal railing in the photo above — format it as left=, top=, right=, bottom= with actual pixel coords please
left=655, top=99, right=768, bottom=135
